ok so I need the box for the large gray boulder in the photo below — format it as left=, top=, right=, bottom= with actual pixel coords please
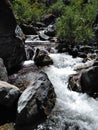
left=0, top=81, right=21, bottom=125
left=0, top=58, right=8, bottom=82
left=68, top=66, right=98, bottom=98
left=0, top=0, right=26, bottom=74
left=15, top=72, right=56, bottom=130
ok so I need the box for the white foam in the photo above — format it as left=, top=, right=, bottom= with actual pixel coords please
left=43, top=53, right=98, bottom=130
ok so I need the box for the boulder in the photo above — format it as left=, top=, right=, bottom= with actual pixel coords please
left=0, top=0, right=26, bottom=74
left=79, top=45, right=93, bottom=53
left=0, top=36, right=26, bottom=75
left=20, top=24, right=37, bottom=35
left=41, top=14, right=56, bottom=26
left=39, top=31, right=50, bottom=40
left=0, top=58, right=8, bottom=82
left=0, top=0, right=16, bottom=35
left=15, top=72, right=56, bottom=130
left=34, top=48, right=53, bottom=67
left=68, top=73, right=81, bottom=93
left=68, top=66, right=98, bottom=98
left=44, top=25, right=56, bottom=37
left=0, top=81, right=21, bottom=125
left=80, top=66, right=98, bottom=97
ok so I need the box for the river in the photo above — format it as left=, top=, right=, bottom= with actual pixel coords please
left=35, top=53, right=98, bottom=130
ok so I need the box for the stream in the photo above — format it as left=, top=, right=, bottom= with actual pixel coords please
left=35, top=53, right=98, bottom=130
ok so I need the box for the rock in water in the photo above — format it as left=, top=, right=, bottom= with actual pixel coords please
left=0, top=0, right=26, bottom=74
left=80, top=66, right=98, bottom=97
left=68, top=66, right=98, bottom=98
left=0, top=58, right=8, bottom=82
left=0, top=81, right=21, bottom=125
left=34, top=48, right=53, bottom=67
left=15, top=72, right=56, bottom=130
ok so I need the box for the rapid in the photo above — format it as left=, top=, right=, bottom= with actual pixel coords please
left=36, top=53, right=98, bottom=130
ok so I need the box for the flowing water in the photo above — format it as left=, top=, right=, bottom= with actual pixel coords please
left=35, top=53, right=98, bottom=130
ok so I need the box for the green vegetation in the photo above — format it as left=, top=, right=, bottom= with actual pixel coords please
left=56, top=0, right=98, bottom=44
left=12, top=0, right=98, bottom=44
left=12, top=0, right=46, bottom=24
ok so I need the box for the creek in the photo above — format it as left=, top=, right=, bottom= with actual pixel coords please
left=34, top=53, right=98, bottom=130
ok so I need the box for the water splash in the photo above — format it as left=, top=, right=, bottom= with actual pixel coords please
left=36, top=53, right=98, bottom=130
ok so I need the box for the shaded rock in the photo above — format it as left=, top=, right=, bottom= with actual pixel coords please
left=55, top=43, right=68, bottom=53
left=33, top=22, right=45, bottom=28
left=15, top=72, right=56, bottom=130
left=0, top=58, right=8, bottom=82
left=0, top=81, right=21, bottom=125
left=78, top=52, right=87, bottom=58
left=68, top=66, right=98, bottom=98
left=44, top=24, right=56, bottom=37
left=20, top=24, right=37, bottom=35
left=34, top=48, right=53, bottom=67
left=79, top=45, right=93, bottom=53
left=0, top=0, right=26, bottom=74
left=0, top=36, right=26, bottom=75
left=0, top=0, right=16, bottom=36
left=80, top=66, right=98, bottom=97
left=41, top=14, right=56, bottom=26
left=71, top=47, right=78, bottom=58
left=68, top=73, right=81, bottom=92
left=39, top=31, right=50, bottom=40
left=93, top=60, right=98, bottom=66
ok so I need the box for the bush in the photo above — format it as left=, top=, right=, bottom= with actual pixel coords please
left=12, top=0, right=46, bottom=24
left=56, top=0, right=98, bottom=44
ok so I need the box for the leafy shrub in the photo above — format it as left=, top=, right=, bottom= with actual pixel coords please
left=12, top=0, right=46, bottom=24
left=56, top=0, right=98, bottom=44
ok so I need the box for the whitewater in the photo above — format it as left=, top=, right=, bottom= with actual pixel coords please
left=35, top=53, right=98, bottom=130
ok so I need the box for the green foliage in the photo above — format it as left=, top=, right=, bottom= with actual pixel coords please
left=47, top=0, right=66, bottom=16
left=12, top=0, right=46, bottom=24
left=56, top=0, right=98, bottom=44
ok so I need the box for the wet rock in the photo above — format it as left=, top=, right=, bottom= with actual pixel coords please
left=44, top=25, right=56, bottom=37
left=39, top=31, right=50, bottom=40
left=71, top=48, right=78, bottom=58
left=15, top=72, right=56, bottom=130
left=20, top=24, right=37, bottom=35
left=0, top=0, right=26, bottom=74
left=15, top=25, right=25, bottom=40
left=80, top=66, right=98, bottom=97
left=25, top=45, right=34, bottom=60
left=0, top=81, right=21, bottom=125
left=34, top=48, right=53, bottom=67
left=79, top=45, right=93, bottom=53
left=68, top=73, right=81, bottom=93
left=0, top=58, right=8, bottom=82
left=78, top=52, right=87, bottom=58
left=41, top=14, right=56, bottom=26
left=33, top=22, right=45, bottom=28
left=68, top=66, right=98, bottom=98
